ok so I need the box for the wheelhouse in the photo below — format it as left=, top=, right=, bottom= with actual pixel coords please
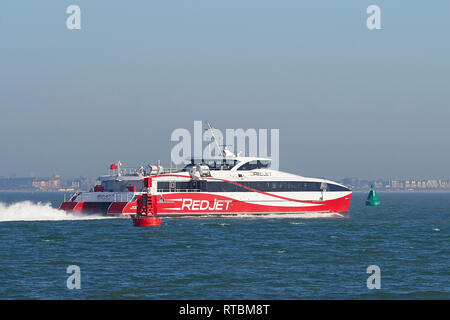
left=183, top=156, right=272, bottom=171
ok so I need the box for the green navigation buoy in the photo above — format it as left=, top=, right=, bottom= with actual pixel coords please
left=366, top=184, right=381, bottom=206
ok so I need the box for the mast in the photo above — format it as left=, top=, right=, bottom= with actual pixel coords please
left=205, top=121, right=226, bottom=157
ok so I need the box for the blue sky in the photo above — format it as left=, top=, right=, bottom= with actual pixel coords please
left=0, top=1, right=449, bottom=180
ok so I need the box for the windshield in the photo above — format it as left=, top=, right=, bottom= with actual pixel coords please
left=237, top=160, right=271, bottom=170
left=183, top=159, right=238, bottom=171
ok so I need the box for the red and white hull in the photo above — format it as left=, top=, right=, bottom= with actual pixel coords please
left=156, top=192, right=351, bottom=216
left=60, top=152, right=352, bottom=218
left=60, top=191, right=351, bottom=217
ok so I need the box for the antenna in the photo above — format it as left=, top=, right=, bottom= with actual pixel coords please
left=117, top=160, right=122, bottom=176
left=205, top=121, right=224, bottom=157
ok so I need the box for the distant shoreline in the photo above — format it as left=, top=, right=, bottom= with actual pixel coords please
left=0, top=190, right=76, bottom=193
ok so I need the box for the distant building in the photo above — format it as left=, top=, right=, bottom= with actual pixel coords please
left=0, top=177, right=35, bottom=190
left=31, top=177, right=61, bottom=191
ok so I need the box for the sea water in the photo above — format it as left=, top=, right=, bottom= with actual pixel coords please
left=0, top=192, right=448, bottom=299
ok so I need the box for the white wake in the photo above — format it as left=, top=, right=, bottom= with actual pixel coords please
left=0, top=201, right=114, bottom=222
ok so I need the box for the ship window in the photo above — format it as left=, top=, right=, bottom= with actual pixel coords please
left=183, top=159, right=238, bottom=171
left=157, top=180, right=348, bottom=193
left=157, top=181, right=206, bottom=192
left=327, top=184, right=351, bottom=192
left=257, top=160, right=270, bottom=169
left=254, top=181, right=270, bottom=191
left=271, top=182, right=280, bottom=190
left=157, top=182, right=168, bottom=191
left=237, top=160, right=271, bottom=171
left=205, top=181, right=319, bottom=192
left=206, top=181, right=234, bottom=192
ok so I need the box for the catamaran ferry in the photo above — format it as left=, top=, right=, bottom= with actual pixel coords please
left=60, top=148, right=352, bottom=217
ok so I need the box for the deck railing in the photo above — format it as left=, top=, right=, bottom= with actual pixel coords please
left=68, top=192, right=136, bottom=203
left=156, top=189, right=201, bottom=193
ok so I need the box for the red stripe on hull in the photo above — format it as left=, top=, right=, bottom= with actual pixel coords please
left=157, top=193, right=352, bottom=215
left=59, top=202, right=111, bottom=214
left=60, top=202, right=78, bottom=211
left=107, top=202, right=128, bottom=214
left=122, top=201, right=138, bottom=214
left=73, top=202, right=85, bottom=212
